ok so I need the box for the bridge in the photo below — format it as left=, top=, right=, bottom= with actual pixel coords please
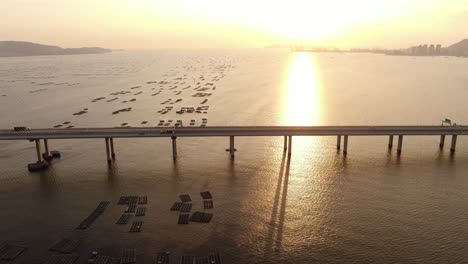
left=0, top=126, right=465, bottom=171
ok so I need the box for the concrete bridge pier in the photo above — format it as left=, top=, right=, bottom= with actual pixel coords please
left=42, top=139, right=52, bottom=161
left=105, top=138, right=112, bottom=163
left=35, top=139, right=43, bottom=163
left=450, top=135, right=457, bottom=154
left=283, top=136, right=287, bottom=152
left=337, top=135, right=341, bottom=150
left=343, top=135, right=348, bottom=155
left=440, top=135, right=445, bottom=148
left=229, top=136, right=235, bottom=159
left=172, top=136, right=178, bottom=160
left=110, top=138, right=115, bottom=159
left=28, top=139, right=49, bottom=172
left=388, top=135, right=394, bottom=149
left=397, top=135, right=403, bottom=155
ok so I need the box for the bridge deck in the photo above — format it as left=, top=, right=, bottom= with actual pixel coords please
left=0, top=126, right=466, bottom=140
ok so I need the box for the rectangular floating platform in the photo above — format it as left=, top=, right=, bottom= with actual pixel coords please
left=135, top=207, right=146, bottom=216
left=190, top=212, right=213, bottom=223
left=129, top=221, right=143, bottom=232
left=203, top=200, right=213, bottom=209
left=180, top=203, right=192, bottom=212
left=200, top=191, right=213, bottom=200
left=118, top=196, right=139, bottom=205
left=44, top=254, right=78, bottom=264
left=49, top=238, right=80, bottom=253
left=121, top=248, right=136, bottom=263
left=170, top=202, right=182, bottom=211
left=116, top=214, right=132, bottom=225
left=156, top=252, right=170, bottom=264
left=0, top=243, right=27, bottom=260
left=181, top=256, right=195, bottom=264
left=76, top=201, right=110, bottom=229
left=94, top=255, right=120, bottom=264
left=195, top=256, right=210, bottom=264
left=179, top=194, right=192, bottom=203
left=138, top=196, right=147, bottom=204
left=125, top=204, right=136, bottom=213
left=208, top=252, right=222, bottom=264
left=178, top=214, right=189, bottom=224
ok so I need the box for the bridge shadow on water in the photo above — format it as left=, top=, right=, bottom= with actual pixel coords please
left=265, top=152, right=291, bottom=255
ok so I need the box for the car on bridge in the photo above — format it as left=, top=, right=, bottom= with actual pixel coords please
left=160, top=129, right=173, bottom=134
left=13, top=126, right=30, bottom=131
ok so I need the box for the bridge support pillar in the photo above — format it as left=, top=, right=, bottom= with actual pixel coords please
left=110, top=138, right=115, bottom=159
left=450, top=135, right=457, bottom=154
left=35, top=139, right=43, bottom=163
left=397, top=135, right=403, bottom=155
left=439, top=135, right=445, bottom=148
left=343, top=135, right=348, bottom=155
left=337, top=135, right=341, bottom=150
left=42, top=139, right=52, bottom=161
left=172, top=136, right=177, bottom=160
left=27, top=139, right=49, bottom=172
left=287, top=136, right=292, bottom=156
left=105, top=138, right=112, bottom=163
left=388, top=135, right=394, bottom=149
left=283, top=136, right=287, bottom=152
left=229, top=136, right=235, bottom=159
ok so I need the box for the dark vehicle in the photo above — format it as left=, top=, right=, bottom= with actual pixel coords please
left=13, top=127, right=30, bottom=131
left=160, top=129, right=173, bottom=134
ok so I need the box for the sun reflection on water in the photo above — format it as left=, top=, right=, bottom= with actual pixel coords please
left=283, top=52, right=321, bottom=126
left=234, top=52, right=338, bottom=256
left=281, top=51, right=324, bottom=157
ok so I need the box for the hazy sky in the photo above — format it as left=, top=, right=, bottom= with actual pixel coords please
left=1, top=0, right=467, bottom=49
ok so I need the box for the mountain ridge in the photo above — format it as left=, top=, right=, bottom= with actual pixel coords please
left=447, top=39, right=468, bottom=56
left=0, top=41, right=111, bottom=57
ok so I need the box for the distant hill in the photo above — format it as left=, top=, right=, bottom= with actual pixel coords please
left=0, top=41, right=111, bottom=57
left=447, top=39, right=468, bottom=56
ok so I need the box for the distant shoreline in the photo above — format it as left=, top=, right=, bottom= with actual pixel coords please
left=0, top=53, right=112, bottom=58
left=290, top=49, right=468, bottom=58
left=284, top=38, right=468, bottom=58
left=0, top=41, right=111, bottom=57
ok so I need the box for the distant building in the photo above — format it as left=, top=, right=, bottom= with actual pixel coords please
left=416, top=45, right=423, bottom=54
left=386, top=39, right=468, bottom=57
left=429, top=44, right=435, bottom=55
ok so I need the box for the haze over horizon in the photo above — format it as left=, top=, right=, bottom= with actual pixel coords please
left=2, top=0, right=468, bottom=49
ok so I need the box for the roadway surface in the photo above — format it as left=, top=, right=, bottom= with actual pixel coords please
left=0, top=126, right=466, bottom=140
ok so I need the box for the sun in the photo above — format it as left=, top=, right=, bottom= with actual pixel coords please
left=120, top=0, right=405, bottom=47
left=253, top=0, right=400, bottom=43
left=255, top=1, right=353, bottom=43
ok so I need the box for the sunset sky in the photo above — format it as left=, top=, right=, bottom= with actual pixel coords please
left=2, top=0, right=467, bottom=49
